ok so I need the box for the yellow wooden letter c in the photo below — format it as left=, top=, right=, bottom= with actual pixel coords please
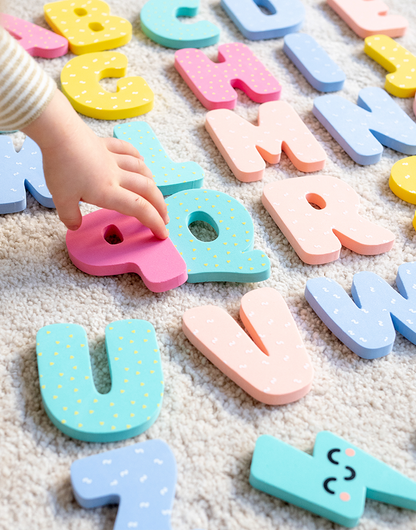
left=61, top=52, right=154, bottom=120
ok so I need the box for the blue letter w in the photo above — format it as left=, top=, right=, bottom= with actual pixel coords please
left=305, top=262, right=416, bottom=359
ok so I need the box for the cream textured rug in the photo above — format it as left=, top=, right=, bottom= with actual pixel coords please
left=2, top=1, right=416, bottom=529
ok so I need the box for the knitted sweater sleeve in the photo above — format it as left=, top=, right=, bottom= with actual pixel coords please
left=0, top=25, right=56, bottom=131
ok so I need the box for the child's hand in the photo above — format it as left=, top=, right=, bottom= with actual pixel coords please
left=22, top=90, right=169, bottom=239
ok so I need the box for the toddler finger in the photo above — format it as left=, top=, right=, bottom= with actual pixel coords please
left=120, top=171, right=169, bottom=225
left=115, top=154, right=153, bottom=179
left=102, top=187, right=168, bottom=240
left=54, top=198, right=82, bottom=231
left=103, top=137, right=143, bottom=159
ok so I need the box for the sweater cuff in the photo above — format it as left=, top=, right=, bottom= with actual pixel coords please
left=0, top=26, right=57, bottom=131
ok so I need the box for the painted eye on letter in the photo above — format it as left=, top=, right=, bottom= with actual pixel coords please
left=323, top=477, right=337, bottom=494
left=344, top=466, right=356, bottom=481
left=327, top=448, right=341, bottom=465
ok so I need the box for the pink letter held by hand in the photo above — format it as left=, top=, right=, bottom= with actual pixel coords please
left=1, top=14, right=68, bottom=58
left=66, top=209, right=187, bottom=293
left=262, top=176, right=395, bottom=265
left=175, top=43, right=281, bottom=110
left=182, top=287, right=313, bottom=405
left=205, top=101, right=326, bottom=182
left=327, top=0, right=407, bottom=38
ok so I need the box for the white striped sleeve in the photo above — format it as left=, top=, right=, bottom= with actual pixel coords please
left=0, top=26, right=56, bottom=131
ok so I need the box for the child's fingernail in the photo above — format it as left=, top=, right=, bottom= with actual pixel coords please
left=68, top=225, right=80, bottom=231
left=165, top=216, right=170, bottom=224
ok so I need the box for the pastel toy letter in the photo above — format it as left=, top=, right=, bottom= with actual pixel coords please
left=327, top=0, right=407, bottom=39
left=250, top=432, right=416, bottom=527
left=37, top=320, right=164, bottom=442
left=305, top=262, right=416, bottom=359
left=183, top=287, right=313, bottom=404
left=365, top=36, right=416, bottom=98
left=389, top=156, right=416, bottom=231
left=71, top=440, right=177, bottom=530
left=313, top=87, right=416, bottom=165
left=44, top=0, right=131, bottom=55
left=140, top=0, right=220, bottom=49
left=262, top=176, right=394, bottom=265
left=221, top=0, right=305, bottom=40
left=66, top=209, right=187, bottom=293
left=175, top=43, right=282, bottom=110
left=206, top=101, right=326, bottom=182
left=61, top=52, right=154, bottom=120
left=114, top=122, right=204, bottom=195
left=0, top=136, right=54, bottom=214
left=1, top=13, right=68, bottom=58
left=283, top=34, right=345, bottom=92
left=166, top=189, right=271, bottom=283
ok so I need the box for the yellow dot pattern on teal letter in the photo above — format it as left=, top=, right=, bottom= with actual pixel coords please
left=36, top=320, right=164, bottom=442
left=114, top=122, right=204, bottom=195
left=140, top=0, right=220, bottom=50
left=166, top=188, right=271, bottom=283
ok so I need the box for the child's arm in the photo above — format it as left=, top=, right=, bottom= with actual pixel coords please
left=0, top=26, right=168, bottom=238
left=0, top=21, right=57, bottom=131
left=23, top=89, right=169, bottom=238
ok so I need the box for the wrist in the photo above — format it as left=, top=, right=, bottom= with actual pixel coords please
left=22, top=90, right=85, bottom=152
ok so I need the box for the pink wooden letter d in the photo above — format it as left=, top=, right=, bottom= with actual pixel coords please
left=66, top=209, right=187, bottom=293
